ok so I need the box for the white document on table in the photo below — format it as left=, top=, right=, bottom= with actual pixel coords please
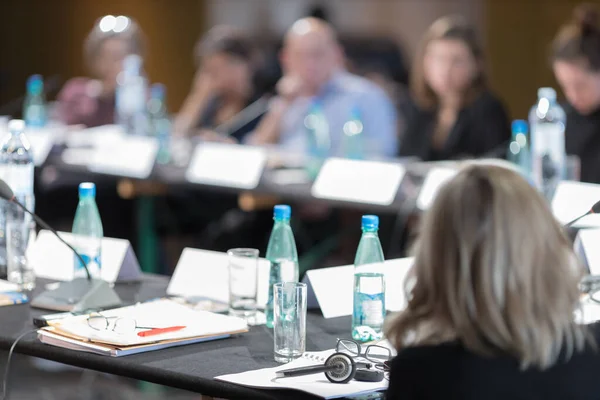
left=552, top=181, right=600, bottom=227
left=28, top=230, right=141, bottom=283
left=167, top=248, right=270, bottom=308
left=185, top=143, right=267, bottom=189
left=0, top=280, right=19, bottom=292
left=216, top=349, right=387, bottom=399
left=416, top=167, right=457, bottom=210
left=304, top=258, right=414, bottom=319
left=311, top=158, right=405, bottom=206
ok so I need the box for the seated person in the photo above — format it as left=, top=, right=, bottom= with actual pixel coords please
left=399, top=15, right=510, bottom=161
left=249, top=17, right=398, bottom=159
left=56, top=15, right=145, bottom=127
left=173, top=26, right=266, bottom=143
left=386, top=163, right=600, bottom=399
left=552, top=3, right=600, bottom=183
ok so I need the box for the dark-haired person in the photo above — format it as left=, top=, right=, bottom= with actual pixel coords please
left=173, top=26, right=266, bottom=143
left=553, top=3, right=600, bottom=184
left=399, top=15, right=510, bottom=161
left=56, top=15, right=145, bottom=127
left=386, top=163, right=600, bottom=400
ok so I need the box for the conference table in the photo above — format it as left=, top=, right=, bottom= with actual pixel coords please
left=0, top=274, right=356, bottom=400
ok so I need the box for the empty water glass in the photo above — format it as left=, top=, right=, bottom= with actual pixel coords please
left=6, top=220, right=35, bottom=290
left=273, top=282, right=307, bottom=363
left=228, top=248, right=259, bottom=320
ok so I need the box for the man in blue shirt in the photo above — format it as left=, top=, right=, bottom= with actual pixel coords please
left=249, top=17, right=398, bottom=158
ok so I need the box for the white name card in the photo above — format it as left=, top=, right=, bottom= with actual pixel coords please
left=25, top=127, right=56, bottom=166
left=185, top=143, right=267, bottom=189
left=416, top=167, right=457, bottom=210
left=311, top=158, right=405, bottom=206
left=552, top=181, right=600, bottom=228
left=303, top=258, right=414, bottom=319
left=167, top=248, right=270, bottom=308
left=28, top=230, right=142, bottom=283
left=575, top=229, right=600, bottom=276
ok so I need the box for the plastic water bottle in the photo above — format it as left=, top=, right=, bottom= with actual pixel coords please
left=507, top=119, right=531, bottom=177
left=342, top=106, right=365, bottom=160
left=304, top=100, right=330, bottom=179
left=265, top=205, right=299, bottom=328
left=116, top=54, right=148, bottom=136
left=148, top=83, right=171, bottom=164
left=23, top=74, right=47, bottom=128
left=0, top=119, right=34, bottom=278
left=352, top=215, right=385, bottom=342
left=529, top=88, right=566, bottom=200
left=72, top=183, right=103, bottom=279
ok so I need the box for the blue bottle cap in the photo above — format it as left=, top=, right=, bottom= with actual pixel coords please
left=273, top=205, right=291, bottom=221
left=27, top=74, right=43, bottom=94
left=150, top=83, right=165, bottom=99
left=361, top=215, right=379, bottom=230
left=511, top=119, right=528, bottom=134
left=79, top=182, right=96, bottom=198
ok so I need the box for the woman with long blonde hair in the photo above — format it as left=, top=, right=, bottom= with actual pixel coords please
left=385, top=164, right=599, bottom=399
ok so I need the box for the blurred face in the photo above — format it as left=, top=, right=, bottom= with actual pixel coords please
left=553, top=60, right=600, bottom=115
left=203, top=52, right=251, bottom=97
left=423, top=38, right=478, bottom=99
left=282, top=32, right=340, bottom=93
left=94, top=37, right=130, bottom=92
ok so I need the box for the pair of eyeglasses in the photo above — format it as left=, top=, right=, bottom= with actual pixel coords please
left=336, top=339, right=392, bottom=371
left=87, top=313, right=153, bottom=335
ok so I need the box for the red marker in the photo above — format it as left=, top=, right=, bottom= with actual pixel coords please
left=137, top=326, right=186, bottom=337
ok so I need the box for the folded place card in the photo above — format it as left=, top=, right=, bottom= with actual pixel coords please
left=167, top=248, right=271, bottom=308
left=185, top=143, right=267, bottom=189
left=416, top=167, right=457, bottom=210
left=552, top=181, right=600, bottom=228
left=25, top=127, right=56, bottom=166
left=303, top=258, right=414, bottom=319
left=311, top=158, right=405, bottom=206
left=575, top=229, right=600, bottom=276
left=28, top=230, right=141, bottom=283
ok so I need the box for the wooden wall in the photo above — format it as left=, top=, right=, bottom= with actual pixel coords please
left=0, top=0, right=206, bottom=113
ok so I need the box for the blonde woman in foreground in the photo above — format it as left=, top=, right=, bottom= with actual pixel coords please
left=385, top=164, right=599, bottom=400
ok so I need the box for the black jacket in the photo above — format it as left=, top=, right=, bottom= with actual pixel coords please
left=565, top=104, right=600, bottom=184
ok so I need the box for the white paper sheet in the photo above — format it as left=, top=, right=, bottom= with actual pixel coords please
left=311, top=158, right=405, bottom=206
left=552, top=181, right=600, bottom=227
left=185, top=143, right=267, bottom=189
left=217, top=350, right=387, bottom=399
left=167, top=248, right=270, bottom=308
left=416, top=167, right=457, bottom=210
left=305, top=258, right=414, bottom=319
left=0, top=279, right=19, bottom=292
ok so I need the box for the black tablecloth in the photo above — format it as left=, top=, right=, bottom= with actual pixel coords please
left=0, top=275, right=353, bottom=399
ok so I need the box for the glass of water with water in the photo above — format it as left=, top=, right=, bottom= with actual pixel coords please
left=228, top=248, right=259, bottom=320
left=273, top=282, right=307, bottom=363
left=7, top=219, right=35, bottom=290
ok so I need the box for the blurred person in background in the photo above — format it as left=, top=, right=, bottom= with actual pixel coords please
left=399, top=15, right=510, bottom=161
left=553, top=3, right=600, bottom=184
left=173, top=26, right=267, bottom=143
left=386, top=164, right=600, bottom=399
left=249, top=17, right=398, bottom=158
left=55, top=15, right=145, bottom=127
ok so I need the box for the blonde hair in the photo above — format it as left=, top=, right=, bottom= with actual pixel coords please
left=385, top=164, right=589, bottom=369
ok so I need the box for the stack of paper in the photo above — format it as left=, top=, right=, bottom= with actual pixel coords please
left=38, top=299, right=248, bottom=356
left=217, top=350, right=387, bottom=399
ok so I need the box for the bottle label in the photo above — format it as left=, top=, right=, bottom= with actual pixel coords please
left=0, top=164, right=34, bottom=197
left=360, top=297, right=384, bottom=326
left=531, top=123, right=566, bottom=187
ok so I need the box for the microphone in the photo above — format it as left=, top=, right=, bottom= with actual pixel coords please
left=213, top=95, right=270, bottom=138
left=564, top=200, right=600, bottom=228
left=0, top=179, right=121, bottom=312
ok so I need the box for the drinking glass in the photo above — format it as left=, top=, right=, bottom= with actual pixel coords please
left=273, top=282, right=307, bottom=363
left=228, top=248, right=259, bottom=320
left=6, top=220, right=35, bottom=290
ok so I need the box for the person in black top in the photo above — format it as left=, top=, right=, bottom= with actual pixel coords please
left=552, top=4, right=600, bottom=184
left=173, top=26, right=266, bottom=142
left=399, top=16, right=510, bottom=161
left=385, top=163, right=600, bottom=400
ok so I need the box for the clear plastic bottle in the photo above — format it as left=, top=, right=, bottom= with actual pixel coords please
left=23, top=74, right=47, bottom=129
left=72, top=183, right=103, bottom=279
left=529, top=87, right=566, bottom=200
left=352, top=215, right=386, bottom=342
left=265, top=205, right=299, bottom=328
left=148, top=83, right=171, bottom=164
left=507, top=119, right=531, bottom=178
left=0, top=119, right=35, bottom=275
left=304, top=100, right=330, bottom=179
left=116, top=54, right=148, bottom=136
